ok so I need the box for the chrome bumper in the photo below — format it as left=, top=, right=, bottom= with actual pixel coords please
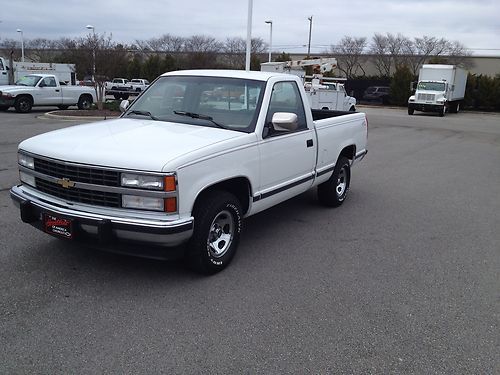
left=10, top=185, right=194, bottom=257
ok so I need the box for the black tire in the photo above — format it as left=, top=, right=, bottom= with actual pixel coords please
left=58, top=105, right=69, bottom=110
left=121, top=94, right=129, bottom=100
left=186, top=191, right=242, bottom=274
left=438, top=106, right=446, bottom=117
left=349, top=106, right=356, bottom=112
left=318, top=156, right=351, bottom=207
left=408, top=107, right=414, bottom=115
left=0, top=105, right=9, bottom=111
left=113, top=94, right=121, bottom=100
left=14, top=96, right=33, bottom=113
left=77, top=95, right=92, bottom=110
left=450, top=102, right=460, bottom=114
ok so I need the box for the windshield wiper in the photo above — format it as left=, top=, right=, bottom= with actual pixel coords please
left=126, top=110, right=158, bottom=120
left=173, top=110, right=228, bottom=129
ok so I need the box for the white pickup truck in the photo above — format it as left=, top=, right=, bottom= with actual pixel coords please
left=10, top=70, right=368, bottom=273
left=0, top=74, right=96, bottom=113
left=130, top=79, right=150, bottom=92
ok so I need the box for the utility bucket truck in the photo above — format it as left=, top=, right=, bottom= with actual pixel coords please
left=261, top=58, right=356, bottom=112
left=408, top=64, right=467, bottom=117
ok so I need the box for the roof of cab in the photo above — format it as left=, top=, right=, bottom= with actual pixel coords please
left=160, top=69, right=292, bottom=81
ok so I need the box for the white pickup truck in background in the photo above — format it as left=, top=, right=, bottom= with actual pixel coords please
left=11, top=70, right=368, bottom=273
left=0, top=74, right=96, bottom=112
left=130, top=79, right=150, bottom=92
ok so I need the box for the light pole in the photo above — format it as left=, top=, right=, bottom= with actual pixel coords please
left=245, top=0, right=253, bottom=71
left=307, top=16, right=313, bottom=58
left=16, top=29, right=24, bottom=62
left=85, top=25, right=96, bottom=81
left=265, top=20, right=273, bottom=62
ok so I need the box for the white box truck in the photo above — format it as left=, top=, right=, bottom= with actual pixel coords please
left=0, top=57, right=76, bottom=86
left=408, top=64, right=467, bottom=117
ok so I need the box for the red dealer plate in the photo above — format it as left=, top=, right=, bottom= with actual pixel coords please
left=43, top=214, right=73, bottom=239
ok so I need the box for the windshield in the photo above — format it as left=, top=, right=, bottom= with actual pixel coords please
left=15, top=75, right=42, bottom=87
left=126, top=75, right=266, bottom=133
left=417, top=81, right=445, bottom=91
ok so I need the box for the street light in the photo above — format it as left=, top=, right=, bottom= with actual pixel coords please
left=307, top=16, right=313, bottom=58
left=265, top=20, right=273, bottom=62
left=245, top=0, right=253, bottom=71
left=85, top=24, right=96, bottom=80
left=16, top=28, right=24, bottom=62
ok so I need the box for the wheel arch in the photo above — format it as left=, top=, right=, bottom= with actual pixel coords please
left=192, top=177, right=252, bottom=216
left=339, top=144, right=356, bottom=162
left=78, top=93, right=93, bottom=102
left=15, top=94, right=34, bottom=103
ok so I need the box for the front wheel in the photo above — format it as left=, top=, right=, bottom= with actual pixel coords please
left=438, top=105, right=446, bottom=117
left=349, top=106, right=356, bottom=112
left=77, top=95, right=92, bottom=110
left=318, top=156, right=351, bottom=207
left=408, top=107, right=414, bottom=115
left=187, top=191, right=242, bottom=274
left=15, top=96, right=33, bottom=113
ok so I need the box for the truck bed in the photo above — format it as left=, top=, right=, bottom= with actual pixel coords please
left=311, top=108, right=354, bottom=121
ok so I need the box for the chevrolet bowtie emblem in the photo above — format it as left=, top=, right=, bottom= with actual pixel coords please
left=57, top=178, right=75, bottom=189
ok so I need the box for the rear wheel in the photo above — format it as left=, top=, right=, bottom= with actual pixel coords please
left=186, top=191, right=242, bottom=274
left=15, top=96, right=33, bottom=113
left=349, top=106, right=356, bottom=112
left=318, top=156, right=351, bottom=207
left=77, top=95, right=92, bottom=110
left=408, top=107, right=414, bottom=115
left=113, top=94, right=121, bottom=100
left=121, top=94, right=129, bottom=100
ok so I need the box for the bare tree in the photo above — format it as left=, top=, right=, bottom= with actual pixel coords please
left=370, top=33, right=392, bottom=77
left=330, top=36, right=367, bottom=78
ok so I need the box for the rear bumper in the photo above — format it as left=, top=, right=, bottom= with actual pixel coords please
left=10, top=185, right=194, bottom=259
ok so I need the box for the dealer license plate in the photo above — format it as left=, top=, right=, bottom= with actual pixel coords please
left=44, top=214, right=73, bottom=239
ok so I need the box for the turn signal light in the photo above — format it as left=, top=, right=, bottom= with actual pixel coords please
left=164, top=197, right=177, bottom=213
left=164, top=176, right=176, bottom=192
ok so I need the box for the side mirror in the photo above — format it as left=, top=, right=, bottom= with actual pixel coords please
left=119, top=99, right=129, bottom=113
left=271, top=112, right=298, bottom=132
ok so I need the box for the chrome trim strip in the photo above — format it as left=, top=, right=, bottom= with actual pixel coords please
left=19, top=149, right=175, bottom=176
left=253, top=173, right=315, bottom=202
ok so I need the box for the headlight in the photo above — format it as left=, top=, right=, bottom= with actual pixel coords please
left=121, top=173, right=165, bottom=190
left=122, top=195, right=165, bottom=211
left=18, top=153, right=34, bottom=169
left=19, top=171, right=36, bottom=187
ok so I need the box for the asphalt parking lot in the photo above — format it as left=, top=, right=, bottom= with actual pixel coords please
left=0, top=106, right=498, bottom=373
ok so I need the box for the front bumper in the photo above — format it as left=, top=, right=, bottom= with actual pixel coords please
left=10, top=184, right=194, bottom=259
left=0, top=97, right=15, bottom=107
left=408, top=102, right=444, bottom=112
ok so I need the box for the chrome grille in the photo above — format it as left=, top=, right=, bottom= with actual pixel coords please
left=34, top=158, right=120, bottom=186
left=417, top=93, right=435, bottom=101
left=35, top=178, right=121, bottom=208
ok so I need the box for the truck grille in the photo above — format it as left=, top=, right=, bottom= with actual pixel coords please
left=417, top=93, right=435, bottom=101
left=35, top=178, right=121, bottom=208
left=34, top=158, right=120, bottom=186
left=32, top=158, right=121, bottom=208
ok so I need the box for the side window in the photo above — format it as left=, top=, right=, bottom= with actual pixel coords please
left=266, top=81, right=307, bottom=132
left=42, top=77, right=57, bottom=87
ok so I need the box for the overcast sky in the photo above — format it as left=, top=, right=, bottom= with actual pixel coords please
left=1, top=0, right=499, bottom=56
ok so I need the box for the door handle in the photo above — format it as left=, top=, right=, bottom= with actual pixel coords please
left=55, top=89, right=60, bottom=92
left=306, top=139, right=313, bottom=147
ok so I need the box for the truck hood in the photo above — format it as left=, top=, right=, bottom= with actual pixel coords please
left=19, top=118, right=244, bottom=172
left=0, top=85, right=31, bottom=93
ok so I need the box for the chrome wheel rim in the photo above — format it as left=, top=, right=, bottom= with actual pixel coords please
left=336, top=166, right=347, bottom=197
left=207, top=210, right=234, bottom=258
